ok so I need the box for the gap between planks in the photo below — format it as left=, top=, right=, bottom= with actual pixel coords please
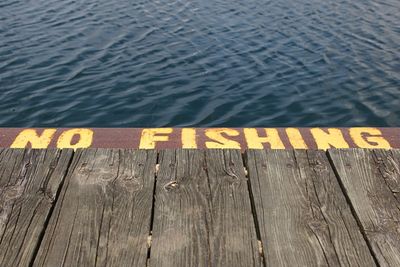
left=326, top=151, right=381, bottom=266
left=28, top=152, right=76, bottom=267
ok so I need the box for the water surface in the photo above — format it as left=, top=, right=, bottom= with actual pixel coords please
left=1, top=0, right=399, bottom=127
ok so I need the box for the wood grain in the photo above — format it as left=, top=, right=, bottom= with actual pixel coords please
left=150, top=149, right=261, bottom=267
left=33, top=149, right=157, bottom=266
left=245, top=149, right=376, bottom=266
left=0, top=149, right=73, bottom=267
left=329, top=149, right=400, bottom=266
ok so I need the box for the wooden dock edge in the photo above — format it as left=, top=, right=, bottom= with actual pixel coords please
left=0, top=127, right=398, bottom=150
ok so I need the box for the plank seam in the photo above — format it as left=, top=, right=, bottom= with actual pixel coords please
left=203, top=150, right=214, bottom=267
left=242, top=151, right=266, bottom=267
left=28, top=149, right=75, bottom=267
left=146, top=150, right=159, bottom=266
left=303, top=150, right=343, bottom=265
left=326, top=150, right=380, bottom=267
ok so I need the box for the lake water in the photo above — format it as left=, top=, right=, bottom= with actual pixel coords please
left=1, top=0, right=399, bottom=127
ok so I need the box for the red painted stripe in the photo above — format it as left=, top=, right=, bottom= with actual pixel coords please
left=0, top=127, right=398, bottom=150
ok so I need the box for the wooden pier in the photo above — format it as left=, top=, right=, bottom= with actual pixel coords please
left=0, top=148, right=399, bottom=266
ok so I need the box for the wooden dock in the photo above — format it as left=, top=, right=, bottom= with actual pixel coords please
left=0, top=148, right=399, bottom=266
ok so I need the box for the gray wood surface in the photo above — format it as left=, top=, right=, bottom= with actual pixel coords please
left=33, top=149, right=157, bottom=267
left=245, top=149, right=376, bottom=266
left=329, top=149, right=400, bottom=266
left=0, top=149, right=73, bottom=267
left=2, top=148, right=396, bottom=266
left=150, top=149, right=261, bottom=267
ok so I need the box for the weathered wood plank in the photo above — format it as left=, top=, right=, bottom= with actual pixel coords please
left=33, top=149, right=157, bottom=266
left=328, top=149, right=400, bottom=266
left=0, top=148, right=73, bottom=267
left=245, top=149, right=376, bottom=266
left=150, top=149, right=261, bottom=266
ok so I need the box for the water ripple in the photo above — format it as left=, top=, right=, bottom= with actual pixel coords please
left=0, top=0, right=399, bottom=127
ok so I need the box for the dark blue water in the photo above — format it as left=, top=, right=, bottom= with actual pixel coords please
left=1, top=0, right=399, bottom=127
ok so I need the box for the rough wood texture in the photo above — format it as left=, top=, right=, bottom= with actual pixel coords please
left=0, top=149, right=73, bottom=267
left=245, top=149, right=376, bottom=266
left=329, top=149, right=400, bottom=266
left=150, top=149, right=261, bottom=267
left=33, top=149, right=157, bottom=266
